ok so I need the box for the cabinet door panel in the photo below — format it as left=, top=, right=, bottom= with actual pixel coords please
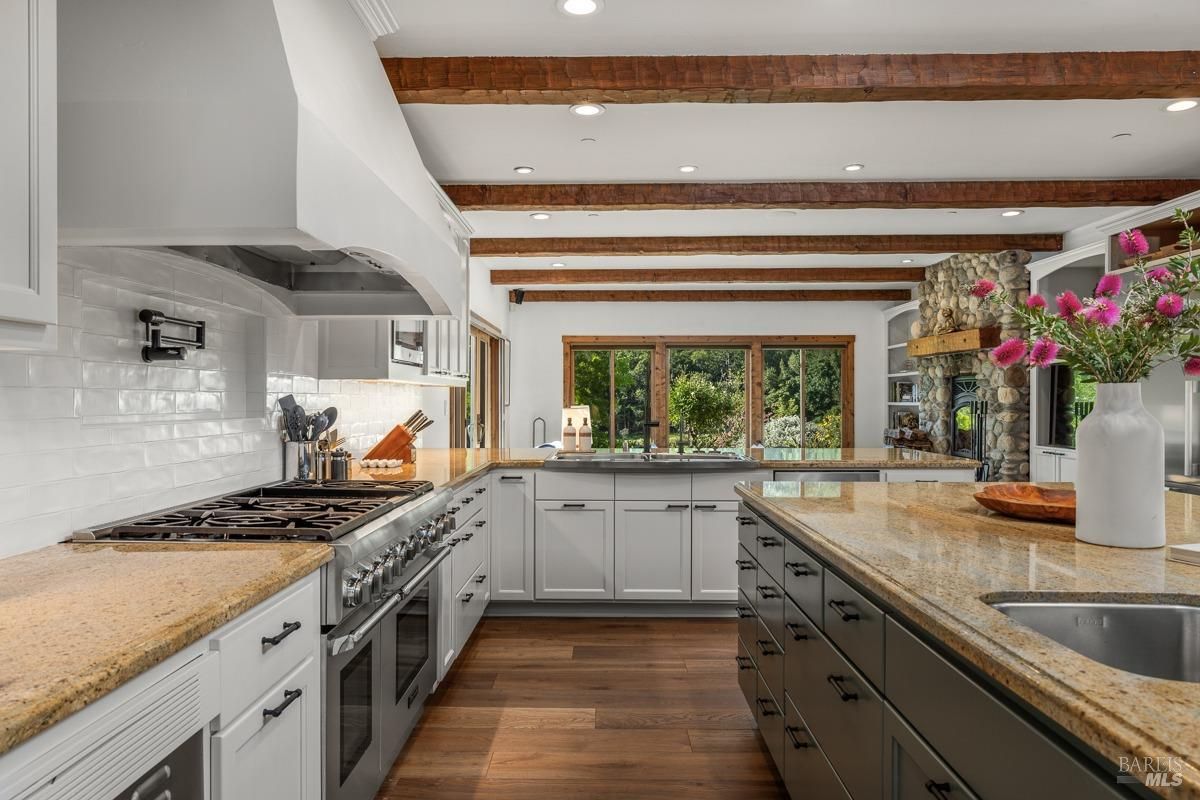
left=883, top=704, right=978, bottom=800
left=1058, top=452, right=1078, bottom=483
left=615, top=501, right=690, bottom=600
left=691, top=502, right=739, bottom=601
left=535, top=501, right=614, bottom=599
left=491, top=472, right=535, bottom=601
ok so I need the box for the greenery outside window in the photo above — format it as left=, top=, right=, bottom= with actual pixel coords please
left=762, top=347, right=844, bottom=448
left=570, top=348, right=652, bottom=451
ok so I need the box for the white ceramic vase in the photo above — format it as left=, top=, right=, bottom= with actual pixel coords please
left=1074, top=383, right=1166, bottom=548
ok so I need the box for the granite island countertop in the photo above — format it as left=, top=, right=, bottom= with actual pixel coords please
left=754, top=446, right=978, bottom=470
left=0, top=542, right=330, bottom=757
left=736, top=480, right=1200, bottom=798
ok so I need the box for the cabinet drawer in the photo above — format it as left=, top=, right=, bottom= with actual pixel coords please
left=754, top=520, right=786, bottom=584
left=451, top=483, right=484, bottom=527
left=783, top=539, right=823, bottom=622
left=754, top=618, right=785, bottom=707
left=751, top=572, right=785, bottom=648
left=455, top=565, right=490, bottom=654
left=736, top=543, right=758, bottom=599
left=883, top=703, right=978, bottom=800
left=693, top=470, right=773, bottom=501
left=784, top=695, right=851, bottom=800
left=213, top=574, right=320, bottom=720
left=823, top=571, right=885, bottom=688
left=535, top=471, right=614, bottom=500
left=736, top=588, right=758, bottom=651
left=737, top=637, right=757, bottom=710
left=451, top=516, right=489, bottom=593
left=885, top=620, right=1126, bottom=800
left=787, top=624, right=883, bottom=800
left=754, top=674, right=785, bottom=772
left=782, top=595, right=817, bottom=667
left=615, top=473, right=691, bottom=501
left=736, top=504, right=760, bottom=553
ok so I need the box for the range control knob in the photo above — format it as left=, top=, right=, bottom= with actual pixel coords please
left=342, top=568, right=370, bottom=608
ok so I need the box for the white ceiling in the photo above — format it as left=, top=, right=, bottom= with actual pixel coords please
left=379, top=0, right=1200, bottom=56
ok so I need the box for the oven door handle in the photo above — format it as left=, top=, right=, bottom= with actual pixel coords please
left=328, top=547, right=450, bottom=657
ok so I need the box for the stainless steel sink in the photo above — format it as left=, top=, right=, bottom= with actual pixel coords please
left=544, top=451, right=760, bottom=471
left=990, top=601, right=1200, bottom=682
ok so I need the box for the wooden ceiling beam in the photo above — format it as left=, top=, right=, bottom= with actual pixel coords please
left=472, top=234, right=1063, bottom=257
left=384, top=52, right=1200, bottom=104
left=446, top=180, right=1200, bottom=211
left=508, top=289, right=913, bottom=302
left=490, top=267, right=926, bottom=285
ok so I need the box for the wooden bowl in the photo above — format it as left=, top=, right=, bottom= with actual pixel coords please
left=973, top=484, right=1076, bottom=524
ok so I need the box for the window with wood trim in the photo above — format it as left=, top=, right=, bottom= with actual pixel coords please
left=563, top=336, right=855, bottom=450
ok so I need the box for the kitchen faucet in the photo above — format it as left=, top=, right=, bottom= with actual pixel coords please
left=643, top=421, right=660, bottom=453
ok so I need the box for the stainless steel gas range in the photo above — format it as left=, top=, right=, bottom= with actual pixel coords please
left=74, top=478, right=455, bottom=800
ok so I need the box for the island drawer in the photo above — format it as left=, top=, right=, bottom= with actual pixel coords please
left=783, top=595, right=816, bottom=653
left=754, top=520, right=787, bottom=584
left=754, top=674, right=785, bottom=772
left=736, top=588, right=758, bottom=650
left=737, top=637, right=757, bottom=707
left=754, top=618, right=785, bottom=705
left=736, top=543, right=757, bottom=598
left=752, top=572, right=785, bottom=647
left=784, top=696, right=851, bottom=800
left=883, top=703, right=979, bottom=800
left=783, top=539, right=823, bottom=622
left=736, top=504, right=760, bottom=552
left=823, top=571, right=885, bottom=687
left=787, top=622, right=882, bottom=800
left=885, top=620, right=1126, bottom=800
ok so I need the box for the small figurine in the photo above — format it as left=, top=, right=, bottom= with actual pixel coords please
left=932, top=306, right=957, bottom=335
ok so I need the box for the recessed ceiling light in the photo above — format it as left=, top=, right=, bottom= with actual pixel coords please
left=1001, top=210, right=1024, bottom=217
left=1165, top=99, right=1198, bottom=112
left=570, top=102, right=606, bottom=117
left=901, top=258, right=914, bottom=264
left=678, top=165, right=698, bottom=174
left=530, top=212, right=551, bottom=221
left=513, top=165, right=535, bottom=174
left=1111, top=132, right=1133, bottom=140
left=551, top=262, right=566, bottom=267
left=557, top=0, right=602, bottom=16
left=843, top=163, right=864, bottom=172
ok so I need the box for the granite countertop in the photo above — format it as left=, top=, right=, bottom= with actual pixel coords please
left=0, top=542, right=330, bottom=757
left=736, top=481, right=1200, bottom=797
left=754, top=446, right=979, bottom=470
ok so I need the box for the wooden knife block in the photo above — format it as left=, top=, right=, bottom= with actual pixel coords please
left=363, top=424, right=416, bottom=463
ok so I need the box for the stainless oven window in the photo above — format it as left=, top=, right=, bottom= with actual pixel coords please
left=394, top=585, right=430, bottom=702
left=339, top=642, right=374, bottom=785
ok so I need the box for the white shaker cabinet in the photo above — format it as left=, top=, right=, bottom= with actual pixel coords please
left=0, top=0, right=56, bottom=346
left=535, top=500, right=614, bottom=600
left=491, top=470, right=536, bottom=601
left=1032, top=447, right=1078, bottom=483
left=690, top=501, right=740, bottom=601
left=614, top=502, right=692, bottom=600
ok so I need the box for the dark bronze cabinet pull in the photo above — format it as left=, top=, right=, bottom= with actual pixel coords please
left=499, top=475, right=524, bottom=482
left=736, top=516, right=756, bottom=526
left=475, top=574, right=487, bottom=583
left=735, top=559, right=755, bottom=570
left=757, top=585, right=780, bottom=599
left=755, top=698, right=778, bottom=717
left=263, top=688, right=302, bottom=721
left=561, top=503, right=586, bottom=509
left=449, top=506, right=461, bottom=514
left=785, top=725, right=812, bottom=749
left=261, top=621, right=301, bottom=648
left=827, top=599, right=860, bottom=622
left=474, top=519, right=486, bottom=527
left=756, top=639, right=778, bottom=656
left=666, top=503, right=690, bottom=510
left=756, top=535, right=782, bottom=548
left=925, top=780, right=953, bottom=799
left=785, top=622, right=808, bottom=640
left=475, top=487, right=487, bottom=494
left=693, top=504, right=717, bottom=510
left=827, top=674, right=858, bottom=702
left=462, top=592, right=475, bottom=603
left=785, top=561, right=814, bottom=577
left=462, top=496, right=474, bottom=505
left=735, top=655, right=754, bottom=670
left=461, top=532, right=475, bottom=541
left=735, top=606, right=754, bottom=619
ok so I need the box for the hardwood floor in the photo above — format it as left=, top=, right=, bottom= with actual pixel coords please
left=376, top=618, right=787, bottom=799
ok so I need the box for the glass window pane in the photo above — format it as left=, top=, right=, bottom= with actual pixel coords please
left=667, top=348, right=746, bottom=451
left=763, top=348, right=843, bottom=449
left=572, top=350, right=611, bottom=449
left=802, top=349, right=842, bottom=448
left=614, top=349, right=652, bottom=451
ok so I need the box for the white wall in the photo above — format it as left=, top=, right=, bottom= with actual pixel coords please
left=0, top=247, right=437, bottom=558
left=506, top=301, right=890, bottom=449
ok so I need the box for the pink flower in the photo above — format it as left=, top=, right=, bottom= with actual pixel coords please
left=969, top=278, right=997, bottom=298
left=1157, top=293, right=1185, bottom=318
left=1118, top=229, right=1150, bottom=257
left=1025, top=294, right=1048, bottom=310
left=1056, top=290, right=1084, bottom=320
left=1186, top=357, right=1200, bottom=377
left=990, top=338, right=1029, bottom=369
left=1028, top=337, right=1061, bottom=368
left=1083, top=297, right=1121, bottom=327
left=1095, top=274, right=1123, bottom=297
left=1147, top=267, right=1173, bottom=284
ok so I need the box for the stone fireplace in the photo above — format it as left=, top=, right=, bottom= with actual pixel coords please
left=914, top=251, right=1032, bottom=482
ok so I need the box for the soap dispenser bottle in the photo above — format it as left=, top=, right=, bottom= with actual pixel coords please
left=579, top=417, right=593, bottom=451
left=562, top=417, right=577, bottom=451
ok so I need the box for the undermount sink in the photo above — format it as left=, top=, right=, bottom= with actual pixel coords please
left=545, top=451, right=759, bottom=471
left=990, top=600, right=1200, bottom=683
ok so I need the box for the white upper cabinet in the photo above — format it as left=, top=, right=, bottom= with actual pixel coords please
left=0, top=0, right=56, bottom=346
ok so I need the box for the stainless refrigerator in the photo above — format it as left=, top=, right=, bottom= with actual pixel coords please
left=1142, top=362, right=1200, bottom=495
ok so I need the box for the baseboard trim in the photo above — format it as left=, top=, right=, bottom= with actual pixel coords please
left=485, top=601, right=736, bottom=618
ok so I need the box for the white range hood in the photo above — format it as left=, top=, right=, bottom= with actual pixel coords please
left=57, top=0, right=463, bottom=318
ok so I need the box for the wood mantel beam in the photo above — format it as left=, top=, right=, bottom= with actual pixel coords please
left=509, top=289, right=912, bottom=303
left=471, top=234, right=1063, bottom=257
left=445, top=180, right=1200, bottom=212
left=490, top=267, right=926, bottom=285
left=384, top=52, right=1200, bottom=104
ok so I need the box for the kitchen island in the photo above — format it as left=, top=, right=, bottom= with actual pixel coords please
left=736, top=480, right=1200, bottom=798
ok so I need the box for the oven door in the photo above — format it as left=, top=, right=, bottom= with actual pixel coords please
left=380, top=573, right=438, bottom=764
left=325, top=615, right=383, bottom=800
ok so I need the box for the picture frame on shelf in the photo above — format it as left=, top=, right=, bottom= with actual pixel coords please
left=893, top=381, right=917, bottom=403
